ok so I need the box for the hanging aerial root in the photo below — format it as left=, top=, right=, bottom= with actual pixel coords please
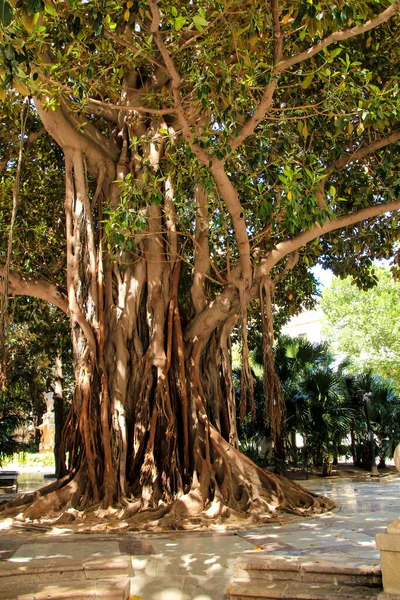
left=0, top=99, right=29, bottom=389
left=260, top=277, right=285, bottom=442
left=78, top=371, right=100, bottom=503
left=239, top=294, right=255, bottom=420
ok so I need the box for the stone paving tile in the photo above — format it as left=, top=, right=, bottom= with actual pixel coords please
left=131, top=555, right=159, bottom=577
left=361, top=526, right=388, bottom=536
left=0, top=581, right=37, bottom=600
left=270, top=549, right=312, bottom=557
left=236, top=533, right=296, bottom=553
left=244, top=542, right=295, bottom=553
left=0, top=540, right=23, bottom=562
left=150, top=535, right=253, bottom=558
left=304, top=544, right=363, bottom=555
left=129, top=572, right=186, bottom=600
left=182, top=574, right=231, bottom=600
left=0, top=549, right=18, bottom=561
left=229, top=579, right=289, bottom=599
left=340, top=548, right=380, bottom=560
left=302, top=551, right=379, bottom=566
left=118, top=538, right=156, bottom=555
left=10, top=541, right=121, bottom=561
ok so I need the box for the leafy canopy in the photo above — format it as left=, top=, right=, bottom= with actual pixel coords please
left=0, top=1, right=399, bottom=316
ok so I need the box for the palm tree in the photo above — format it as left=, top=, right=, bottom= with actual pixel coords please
left=340, top=371, right=400, bottom=473
left=373, top=378, right=400, bottom=468
left=295, top=367, right=354, bottom=475
left=273, top=336, right=333, bottom=466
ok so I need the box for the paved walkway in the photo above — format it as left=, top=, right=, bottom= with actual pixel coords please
left=1, top=476, right=399, bottom=599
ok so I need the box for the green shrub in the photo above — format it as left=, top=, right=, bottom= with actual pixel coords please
left=1, top=452, right=55, bottom=468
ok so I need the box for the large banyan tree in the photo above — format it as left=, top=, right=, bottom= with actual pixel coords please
left=0, top=0, right=399, bottom=525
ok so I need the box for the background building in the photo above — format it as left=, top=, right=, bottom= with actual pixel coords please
left=281, top=308, right=323, bottom=343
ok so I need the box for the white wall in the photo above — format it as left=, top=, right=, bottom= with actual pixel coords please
left=281, top=309, right=323, bottom=344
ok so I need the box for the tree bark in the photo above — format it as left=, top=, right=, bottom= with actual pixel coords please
left=0, top=88, right=341, bottom=525
left=0, top=131, right=333, bottom=524
left=53, top=351, right=64, bottom=479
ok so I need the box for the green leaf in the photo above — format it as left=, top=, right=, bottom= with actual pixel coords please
left=193, top=14, right=209, bottom=31
left=44, top=3, right=58, bottom=17
left=0, top=0, right=13, bottom=26
left=330, top=48, right=342, bottom=59
left=174, top=16, right=187, bottom=31
left=301, top=73, right=314, bottom=89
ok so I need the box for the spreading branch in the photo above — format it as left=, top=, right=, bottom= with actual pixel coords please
left=271, top=0, right=283, bottom=65
left=186, top=198, right=400, bottom=342
left=172, top=2, right=232, bottom=56
left=105, top=30, right=167, bottom=72
left=191, top=183, right=210, bottom=314
left=278, top=1, right=400, bottom=74
left=225, top=1, right=399, bottom=157
left=149, top=0, right=211, bottom=166
left=34, top=98, right=117, bottom=179
left=0, top=267, right=69, bottom=315
left=260, top=199, right=400, bottom=274
left=316, top=130, right=400, bottom=208
left=327, top=130, right=400, bottom=176
left=210, top=162, right=253, bottom=287
left=87, top=97, right=177, bottom=117
left=149, top=0, right=252, bottom=286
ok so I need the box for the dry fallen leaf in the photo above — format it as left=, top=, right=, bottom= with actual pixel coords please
left=253, top=546, right=263, bottom=551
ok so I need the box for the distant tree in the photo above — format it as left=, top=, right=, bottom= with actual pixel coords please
left=0, top=414, right=26, bottom=465
left=352, top=372, right=400, bottom=470
left=1, top=298, right=73, bottom=466
left=273, top=335, right=331, bottom=463
left=321, top=268, right=400, bottom=389
left=297, top=367, right=352, bottom=475
left=237, top=334, right=338, bottom=471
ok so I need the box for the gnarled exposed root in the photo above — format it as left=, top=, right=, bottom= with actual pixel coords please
left=0, top=431, right=334, bottom=531
left=0, top=474, right=73, bottom=519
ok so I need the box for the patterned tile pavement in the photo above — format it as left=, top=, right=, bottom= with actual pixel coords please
left=0, top=475, right=399, bottom=599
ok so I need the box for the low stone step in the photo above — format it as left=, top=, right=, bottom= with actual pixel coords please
left=0, top=555, right=132, bottom=599
left=228, top=579, right=381, bottom=600
left=0, top=555, right=132, bottom=583
left=233, top=556, right=382, bottom=587
left=0, top=577, right=130, bottom=600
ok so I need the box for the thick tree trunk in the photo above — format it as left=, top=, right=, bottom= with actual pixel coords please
left=15, top=284, right=334, bottom=524
left=0, top=100, right=334, bottom=526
